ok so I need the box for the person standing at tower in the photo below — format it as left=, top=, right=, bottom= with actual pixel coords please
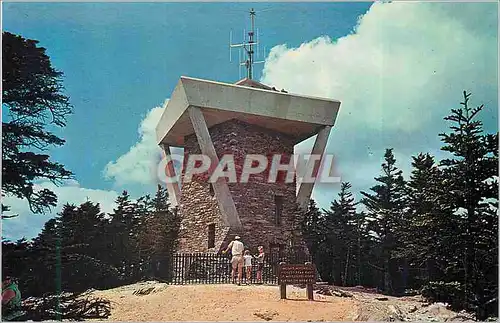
left=243, top=250, right=253, bottom=284
left=255, top=246, right=265, bottom=284
left=223, top=236, right=245, bottom=285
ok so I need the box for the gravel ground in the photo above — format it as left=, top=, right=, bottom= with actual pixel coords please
left=91, top=282, right=358, bottom=321
left=90, top=281, right=482, bottom=322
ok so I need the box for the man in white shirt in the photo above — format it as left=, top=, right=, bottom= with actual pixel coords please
left=223, top=235, right=245, bottom=285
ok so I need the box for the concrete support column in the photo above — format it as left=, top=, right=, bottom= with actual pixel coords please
left=296, top=125, right=332, bottom=210
left=187, top=106, right=242, bottom=228
left=160, top=144, right=182, bottom=207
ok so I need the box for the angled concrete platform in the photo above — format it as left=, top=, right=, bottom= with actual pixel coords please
left=156, top=76, right=341, bottom=147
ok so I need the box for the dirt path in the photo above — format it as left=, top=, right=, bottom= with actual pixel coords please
left=92, top=283, right=359, bottom=321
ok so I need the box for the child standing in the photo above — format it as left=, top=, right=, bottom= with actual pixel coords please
left=243, top=250, right=253, bottom=284
left=255, top=246, right=265, bottom=284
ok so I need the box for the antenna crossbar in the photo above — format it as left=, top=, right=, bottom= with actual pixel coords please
left=228, top=8, right=266, bottom=80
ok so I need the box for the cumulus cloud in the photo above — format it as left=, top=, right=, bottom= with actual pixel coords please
left=2, top=180, right=119, bottom=241
left=262, top=2, right=497, bottom=208
left=103, top=100, right=168, bottom=187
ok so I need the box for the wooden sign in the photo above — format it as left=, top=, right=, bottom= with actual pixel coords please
left=277, top=262, right=316, bottom=300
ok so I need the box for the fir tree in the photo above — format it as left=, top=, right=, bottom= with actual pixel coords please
left=361, top=148, right=406, bottom=294
left=138, top=185, right=180, bottom=279
left=438, top=91, right=498, bottom=319
left=108, top=191, right=139, bottom=280
left=323, top=182, right=358, bottom=285
left=403, top=153, right=458, bottom=285
left=301, top=199, right=324, bottom=261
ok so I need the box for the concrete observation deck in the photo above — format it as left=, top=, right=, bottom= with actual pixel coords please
left=156, top=76, right=341, bottom=147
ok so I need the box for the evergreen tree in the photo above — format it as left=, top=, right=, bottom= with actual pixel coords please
left=438, top=91, right=498, bottom=319
left=57, top=202, right=119, bottom=291
left=361, top=148, right=406, bottom=294
left=2, top=32, right=73, bottom=215
left=108, top=191, right=140, bottom=281
left=32, top=218, right=59, bottom=250
left=403, top=153, right=458, bottom=286
left=23, top=203, right=120, bottom=295
left=354, top=210, right=371, bottom=286
left=76, top=201, right=112, bottom=264
left=132, top=193, right=152, bottom=271
left=2, top=238, right=31, bottom=280
left=301, top=199, right=324, bottom=261
left=320, top=182, right=370, bottom=286
left=2, top=186, right=182, bottom=296
left=301, top=199, right=331, bottom=281
left=28, top=217, right=61, bottom=295
left=138, top=185, right=180, bottom=279
left=323, top=182, right=357, bottom=285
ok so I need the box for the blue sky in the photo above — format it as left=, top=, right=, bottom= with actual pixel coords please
left=2, top=2, right=498, bottom=241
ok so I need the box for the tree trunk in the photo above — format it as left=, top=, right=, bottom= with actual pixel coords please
left=357, top=226, right=361, bottom=286
left=343, top=246, right=350, bottom=286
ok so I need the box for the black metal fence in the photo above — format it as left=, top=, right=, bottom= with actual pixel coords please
left=148, top=252, right=312, bottom=285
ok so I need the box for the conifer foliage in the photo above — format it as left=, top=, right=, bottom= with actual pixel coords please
left=299, top=92, right=497, bottom=319
left=436, top=92, right=498, bottom=319
left=2, top=186, right=181, bottom=297
left=2, top=32, right=73, bottom=216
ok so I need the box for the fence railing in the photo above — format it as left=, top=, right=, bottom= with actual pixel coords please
left=147, top=252, right=312, bottom=285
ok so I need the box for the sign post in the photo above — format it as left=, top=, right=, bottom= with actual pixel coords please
left=277, top=262, right=316, bottom=300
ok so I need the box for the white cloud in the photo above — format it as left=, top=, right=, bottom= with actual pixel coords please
left=263, top=2, right=496, bottom=133
left=261, top=2, right=497, bottom=208
left=103, top=100, right=168, bottom=187
left=2, top=180, right=119, bottom=241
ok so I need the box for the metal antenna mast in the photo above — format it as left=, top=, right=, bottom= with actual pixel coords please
left=229, top=8, right=265, bottom=80
left=248, top=8, right=255, bottom=79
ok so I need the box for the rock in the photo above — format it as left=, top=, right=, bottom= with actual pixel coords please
left=376, top=297, right=389, bottom=301
left=426, top=302, right=450, bottom=316
left=331, top=287, right=354, bottom=298
left=315, top=286, right=354, bottom=298
left=408, top=305, right=418, bottom=313
left=445, top=315, right=475, bottom=322
left=316, top=288, right=333, bottom=296
left=388, top=305, right=400, bottom=314
left=444, top=310, right=476, bottom=322
left=132, top=283, right=168, bottom=296
left=133, top=286, right=155, bottom=295
left=388, top=304, right=407, bottom=321
left=254, top=310, right=278, bottom=321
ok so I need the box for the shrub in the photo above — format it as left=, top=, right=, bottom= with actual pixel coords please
left=421, top=281, right=465, bottom=311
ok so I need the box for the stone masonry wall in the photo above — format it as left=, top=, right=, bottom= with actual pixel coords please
left=178, top=119, right=306, bottom=254
left=178, top=135, right=229, bottom=253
